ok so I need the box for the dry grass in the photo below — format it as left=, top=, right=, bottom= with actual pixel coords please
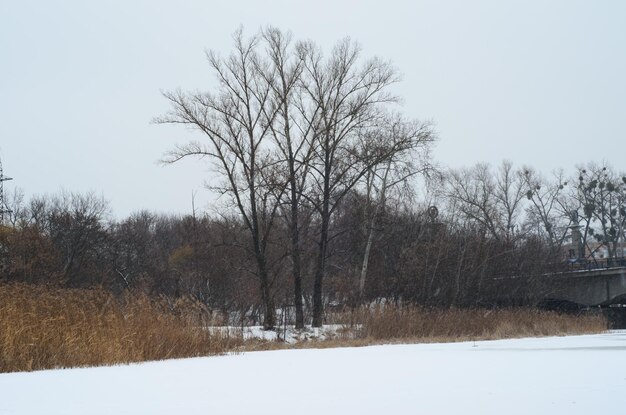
left=236, top=306, right=607, bottom=353
left=0, top=283, right=608, bottom=373
left=332, top=305, right=607, bottom=342
left=0, top=283, right=240, bottom=373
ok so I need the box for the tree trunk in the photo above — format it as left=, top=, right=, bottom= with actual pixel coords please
left=312, top=201, right=330, bottom=327
left=358, top=161, right=392, bottom=301
left=250, top=177, right=276, bottom=330
left=287, top=138, right=305, bottom=329
left=290, top=196, right=305, bottom=329
left=358, top=215, right=376, bottom=299
left=453, top=241, right=467, bottom=306
left=255, top=248, right=276, bottom=330
left=259, top=268, right=276, bottom=330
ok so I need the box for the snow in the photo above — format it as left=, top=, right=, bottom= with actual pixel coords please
left=212, top=324, right=358, bottom=343
left=1, top=332, right=625, bottom=415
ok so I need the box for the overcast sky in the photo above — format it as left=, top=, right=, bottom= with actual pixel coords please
left=1, top=0, right=624, bottom=217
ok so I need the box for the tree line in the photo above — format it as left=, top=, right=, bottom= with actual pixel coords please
left=1, top=28, right=624, bottom=329
left=1, top=160, right=624, bottom=329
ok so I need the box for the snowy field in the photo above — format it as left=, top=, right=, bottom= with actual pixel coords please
left=1, top=332, right=625, bottom=415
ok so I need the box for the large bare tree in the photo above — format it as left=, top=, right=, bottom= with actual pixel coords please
left=256, top=27, right=316, bottom=329
left=159, top=29, right=435, bottom=328
left=299, top=39, right=418, bottom=326
left=157, top=29, right=282, bottom=329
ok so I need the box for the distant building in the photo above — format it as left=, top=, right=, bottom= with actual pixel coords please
left=562, top=225, right=626, bottom=262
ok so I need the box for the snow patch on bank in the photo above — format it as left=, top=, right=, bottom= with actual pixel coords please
left=210, top=324, right=359, bottom=343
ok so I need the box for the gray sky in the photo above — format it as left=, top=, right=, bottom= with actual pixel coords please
left=1, top=0, right=625, bottom=217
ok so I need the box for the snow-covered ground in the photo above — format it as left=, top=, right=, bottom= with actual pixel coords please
left=1, top=332, right=625, bottom=415
left=211, top=324, right=357, bottom=343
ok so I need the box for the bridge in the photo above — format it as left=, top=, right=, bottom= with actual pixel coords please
left=533, top=267, right=626, bottom=306
left=489, top=260, right=626, bottom=328
left=491, top=258, right=626, bottom=305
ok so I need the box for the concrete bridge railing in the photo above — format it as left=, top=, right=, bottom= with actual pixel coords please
left=490, top=267, right=626, bottom=307
left=542, top=267, right=626, bottom=306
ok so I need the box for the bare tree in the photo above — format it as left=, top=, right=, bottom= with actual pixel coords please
left=357, top=116, right=434, bottom=300
left=442, top=161, right=525, bottom=243
left=493, top=161, right=526, bottom=243
left=299, top=39, right=417, bottom=326
left=521, top=168, right=571, bottom=257
left=157, top=29, right=283, bottom=329
left=45, top=192, right=110, bottom=286
left=573, top=163, right=626, bottom=260
left=155, top=28, right=447, bottom=327
left=442, top=164, right=500, bottom=240
left=257, top=27, right=315, bottom=329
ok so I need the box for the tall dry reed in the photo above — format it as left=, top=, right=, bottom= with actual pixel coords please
left=0, top=283, right=608, bottom=373
left=339, top=305, right=607, bottom=342
left=0, top=283, right=239, bottom=373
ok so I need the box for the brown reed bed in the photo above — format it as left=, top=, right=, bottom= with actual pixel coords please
left=0, top=283, right=608, bottom=373
left=231, top=306, right=608, bottom=353
left=331, top=305, right=607, bottom=342
left=0, top=283, right=240, bottom=373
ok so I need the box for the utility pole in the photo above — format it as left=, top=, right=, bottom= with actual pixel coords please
left=0, top=157, right=13, bottom=225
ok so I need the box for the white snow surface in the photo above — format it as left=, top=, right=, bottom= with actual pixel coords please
left=211, top=324, right=357, bottom=343
left=1, top=332, right=625, bottom=415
